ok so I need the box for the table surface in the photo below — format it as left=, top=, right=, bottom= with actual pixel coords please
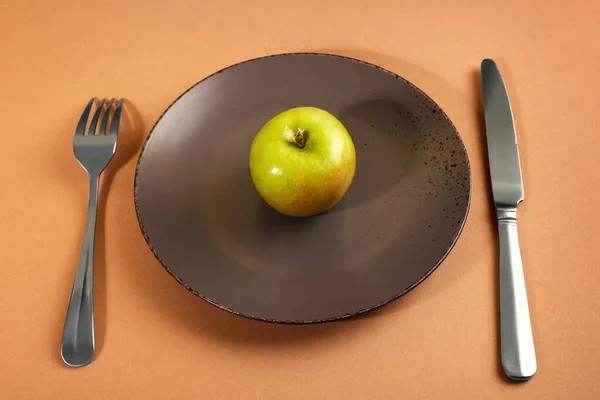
left=2, top=0, right=600, bottom=398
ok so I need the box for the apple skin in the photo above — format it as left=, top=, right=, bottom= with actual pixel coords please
left=249, top=106, right=356, bottom=217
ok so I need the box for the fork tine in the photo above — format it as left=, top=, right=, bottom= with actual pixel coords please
left=87, top=98, right=106, bottom=136
left=108, top=98, right=124, bottom=136
left=99, top=98, right=115, bottom=135
left=75, top=98, right=95, bottom=136
left=98, top=99, right=115, bottom=135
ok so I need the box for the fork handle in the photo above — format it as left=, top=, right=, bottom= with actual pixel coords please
left=498, top=209, right=537, bottom=381
left=61, top=174, right=99, bottom=367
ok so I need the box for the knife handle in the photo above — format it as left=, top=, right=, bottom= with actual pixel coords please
left=497, top=208, right=537, bottom=381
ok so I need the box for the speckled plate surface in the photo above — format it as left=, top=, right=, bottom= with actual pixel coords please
left=134, top=53, right=472, bottom=323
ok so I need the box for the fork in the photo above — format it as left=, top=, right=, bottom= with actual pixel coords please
left=61, top=97, right=123, bottom=367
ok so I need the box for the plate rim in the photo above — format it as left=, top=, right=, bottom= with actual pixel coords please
left=133, top=51, right=473, bottom=324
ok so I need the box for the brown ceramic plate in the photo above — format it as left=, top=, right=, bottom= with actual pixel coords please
left=134, top=53, right=471, bottom=323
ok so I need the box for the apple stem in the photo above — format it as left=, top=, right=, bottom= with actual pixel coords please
left=294, top=129, right=305, bottom=149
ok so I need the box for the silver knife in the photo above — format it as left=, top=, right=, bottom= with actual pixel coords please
left=481, top=59, right=537, bottom=381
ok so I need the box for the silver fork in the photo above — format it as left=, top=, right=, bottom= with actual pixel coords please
left=61, top=98, right=123, bottom=367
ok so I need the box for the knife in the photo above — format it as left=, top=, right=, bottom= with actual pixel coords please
left=481, top=59, right=537, bottom=381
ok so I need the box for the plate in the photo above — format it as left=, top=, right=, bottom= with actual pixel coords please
left=134, top=53, right=471, bottom=323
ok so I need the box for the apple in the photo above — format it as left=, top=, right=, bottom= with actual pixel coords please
left=249, top=106, right=356, bottom=217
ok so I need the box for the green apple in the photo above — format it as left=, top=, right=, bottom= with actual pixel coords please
left=249, top=106, right=356, bottom=217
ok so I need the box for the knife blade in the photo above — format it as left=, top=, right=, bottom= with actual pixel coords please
left=481, top=59, right=537, bottom=381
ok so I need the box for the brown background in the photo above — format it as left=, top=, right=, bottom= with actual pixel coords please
left=1, top=0, right=599, bottom=398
